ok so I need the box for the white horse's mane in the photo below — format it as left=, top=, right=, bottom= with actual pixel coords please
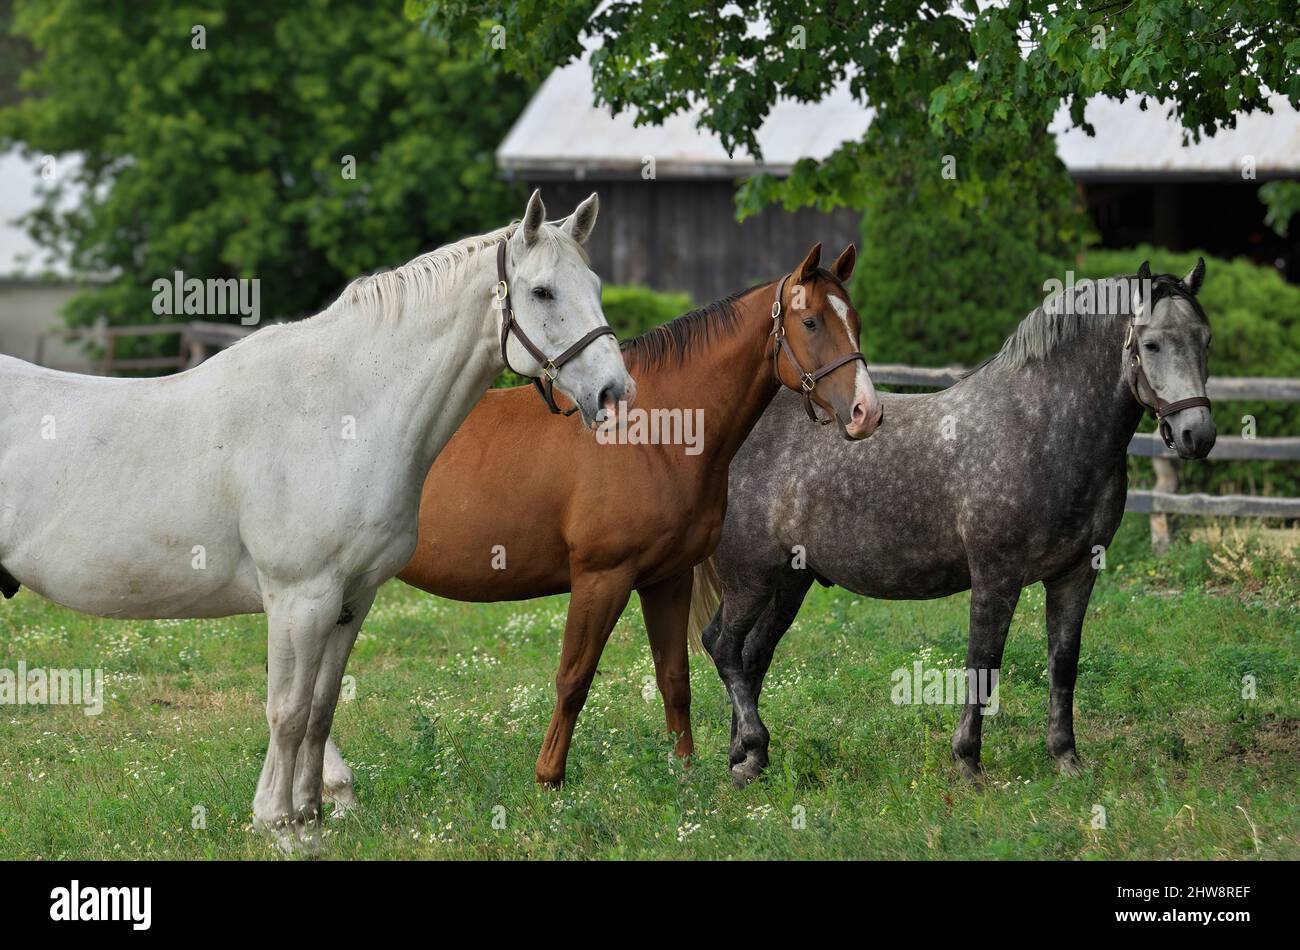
left=313, top=219, right=588, bottom=326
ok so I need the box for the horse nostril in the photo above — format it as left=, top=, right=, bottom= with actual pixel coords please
left=1181, top=428, right=1195, bottom=453
left=852, top=402, right=866, bottom=424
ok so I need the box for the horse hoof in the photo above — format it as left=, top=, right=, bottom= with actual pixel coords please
left=295, top=822, right=323, bottom=858
left=253, top=816, right=302, bottom=856
left=955, top=758, right=986, bottom=787
left=324, top=783, right=358, bottom=818
left=1054, top=751, right=1086, bottom=777
left=535, top=772, right=565, bottom=790
left=730, top=756, right=766, bottom=788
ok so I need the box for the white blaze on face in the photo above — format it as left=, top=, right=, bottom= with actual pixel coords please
left=827, top=293, right=873, bottom=403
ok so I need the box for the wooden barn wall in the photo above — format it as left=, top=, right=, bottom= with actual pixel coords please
left=533, top=179, right=862, bottom=303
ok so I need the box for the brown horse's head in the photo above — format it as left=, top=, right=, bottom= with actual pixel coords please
left=773, top=242, right=881, bottom=440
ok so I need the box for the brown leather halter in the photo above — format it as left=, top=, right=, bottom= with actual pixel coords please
left=496, top=240, right=617, bottom=415
left=1123, top=281, right=1212, bottom=450
left=769, top=272, right=868, bottom=424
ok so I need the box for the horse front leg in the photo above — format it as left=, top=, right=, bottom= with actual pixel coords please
left=254, top=584, right=341, bottom=854
left=535, top=566, right=634, bottom=787
left=638, top=570, right=695, bottom=762
left=952, top=575, right=1022, bottom=785
left=1044, top=559, right=1098, bottom=776
left=294, top=588, right=376, bottom=831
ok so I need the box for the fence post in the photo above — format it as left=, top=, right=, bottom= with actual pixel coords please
left=1150, top=457, right=1179, bottom=554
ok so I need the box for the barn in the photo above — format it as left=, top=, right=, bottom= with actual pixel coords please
left=498, top=56, right=1300, bottom=302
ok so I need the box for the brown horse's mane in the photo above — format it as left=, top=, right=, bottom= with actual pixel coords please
left=619, top=269, right=847, bottom=373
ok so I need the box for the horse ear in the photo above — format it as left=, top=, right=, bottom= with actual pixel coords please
left=793, top=242, right=822, bottom=284
left=519, top=189, right=546, bottom=246
left=1182, top=256, right=1206, bottom=296
left=562, top=192, right=600, bottom=245
left=1133, top=260, right=1152, bottom=321
left=830, top=243, right=857, bottom=282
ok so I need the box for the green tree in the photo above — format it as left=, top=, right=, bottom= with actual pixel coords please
left=415, top=2, right=1294, bottom=368
left=855, top=129, right=1092, bottom=366
left=1, top=0, right=533, bottom=338
left=415, top=2, right=1299, bottom=215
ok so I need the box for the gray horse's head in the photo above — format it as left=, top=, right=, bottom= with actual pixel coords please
left=1131, top=259, right=1215, bottom=459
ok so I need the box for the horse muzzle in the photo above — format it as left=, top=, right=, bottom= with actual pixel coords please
left=585, top=375, right=633, bottom=430
left=1162, top=405, right=1216, bottom=460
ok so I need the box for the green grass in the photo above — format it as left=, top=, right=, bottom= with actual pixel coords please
left=1, top=514, right=1296, bottom=860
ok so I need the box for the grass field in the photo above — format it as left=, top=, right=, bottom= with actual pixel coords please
left=1, top=514, right=1296, bottom=860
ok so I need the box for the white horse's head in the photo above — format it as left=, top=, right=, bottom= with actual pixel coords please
left=501, top=190, right=634, bottom=427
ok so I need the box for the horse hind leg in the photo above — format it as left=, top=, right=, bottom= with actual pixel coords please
left=731, top=574, right=812, bottom=787
left=705, top=571, right=805, bottom=788
left=638, top=570, right=695, bottom=764
left=323, top=735, right=357, bottom=817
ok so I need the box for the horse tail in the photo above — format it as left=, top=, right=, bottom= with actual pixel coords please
left=687, top=557, right=723, bottom=661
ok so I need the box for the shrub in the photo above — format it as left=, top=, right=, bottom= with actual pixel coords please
left=852, top=129, right=1091, bottom=367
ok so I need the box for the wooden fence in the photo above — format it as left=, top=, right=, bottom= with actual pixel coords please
left=34, top=319, right=255, bottom=376
left=869, top=363, right=1300, bottom=550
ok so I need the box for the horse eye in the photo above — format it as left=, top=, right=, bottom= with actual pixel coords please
left=802, top=318, right=817, bottom=330
left=532, top=286, right=554, bottom=301
left=1143, top=342, right=1160, bottom=353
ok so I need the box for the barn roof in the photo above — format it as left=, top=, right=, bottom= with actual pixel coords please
left=499, top=57, right=1300, bottom=181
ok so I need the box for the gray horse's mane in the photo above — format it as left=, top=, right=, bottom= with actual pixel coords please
left=984, top=275, right=1194, bottom=373
left=987, top=301, right=1095, bottom=372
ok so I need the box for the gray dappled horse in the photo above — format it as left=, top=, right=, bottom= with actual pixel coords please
left=693, top=260, right=1216, bottom=786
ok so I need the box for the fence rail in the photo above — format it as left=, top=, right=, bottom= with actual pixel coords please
left=869, top=363, right=1300, bottom=548
left=34, top=319, right=256, bottom=376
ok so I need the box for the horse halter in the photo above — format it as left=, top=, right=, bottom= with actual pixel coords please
left=1123, top=281, right=1211, bottom=450
left=769, top=273, right=868, bottom=424
left=495, top=240, right=617, bottom=416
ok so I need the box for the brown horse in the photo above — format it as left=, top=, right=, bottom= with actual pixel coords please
left=336, top=242, right=879, bottom=790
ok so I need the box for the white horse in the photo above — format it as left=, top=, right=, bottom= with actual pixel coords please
left=0, top=190, right=631, bottom=851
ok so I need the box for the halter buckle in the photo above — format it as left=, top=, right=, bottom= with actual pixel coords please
left=800, top=373, right=816, bottom=393
left=771, top=300, right=782, bottom=319
left=1123, top=323, right=1133, bottom=349
left=543, top=361, right=559, bottom=381
left=494, top=280, right=508, bottom=301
